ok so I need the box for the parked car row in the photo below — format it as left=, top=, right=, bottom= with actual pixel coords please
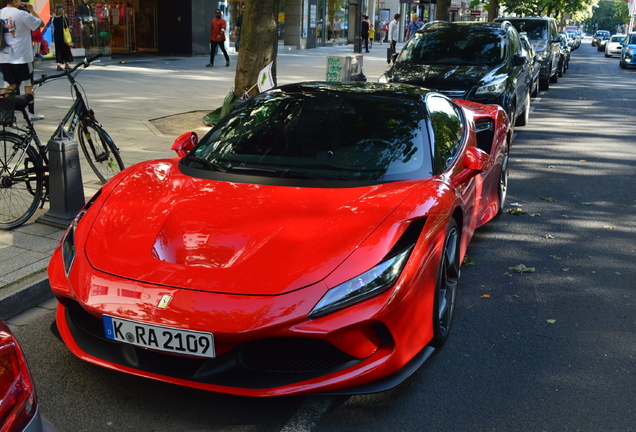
left=593, top=30, right=636, bottom=69
left=379, top=17, right=576, bottom=133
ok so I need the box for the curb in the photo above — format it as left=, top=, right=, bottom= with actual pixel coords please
left=0, top=272, right=54, bottom=320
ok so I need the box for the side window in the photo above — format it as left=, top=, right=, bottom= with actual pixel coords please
left=549, top=20, right=557, bottom=39
left=427, top=96, right=464, bottom=172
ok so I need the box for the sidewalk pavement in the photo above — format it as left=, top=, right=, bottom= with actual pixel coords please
left=0, top=42, right=402, bottom=319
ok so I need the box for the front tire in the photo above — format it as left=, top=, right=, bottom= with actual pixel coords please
left=515, top=90, right=530, bottom=127
left=77, top=122, right=125, bottom=184
left=550, top=71, right=558, bottom=83
left=430, top=219, right=460, bottom=348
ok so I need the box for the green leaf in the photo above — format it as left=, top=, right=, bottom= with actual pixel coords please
left=462, top=256, right=477, bottom=267
left=550, top=255, right=561, bottom=260
left=506, top=208, right=527, bottom=215
left=540, top=196, right=557, bottom=202
left=509, top=264, right=536, bottom=273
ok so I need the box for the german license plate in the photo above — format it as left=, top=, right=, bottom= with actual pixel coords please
left=103, top=315, right=215, bottom=358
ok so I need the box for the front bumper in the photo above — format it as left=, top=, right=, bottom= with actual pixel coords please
left=622, top=52, right=636, bottom=67
left=48, top=236, right=441, bottom=396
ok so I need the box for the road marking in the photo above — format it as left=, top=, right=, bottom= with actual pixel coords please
left=280, top=397, right=333, bottom=432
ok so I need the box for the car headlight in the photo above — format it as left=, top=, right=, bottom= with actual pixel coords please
left=309, top=247, right=412, bottom=319
left=378, top=73, right=389, bottom=83
left=626, top=47, right=635, bottom=54
left=534, top=41, right=547, bottom=52
left=61, top=190, right=102, bottom=276
left=475, top=77, right=507, bottom=96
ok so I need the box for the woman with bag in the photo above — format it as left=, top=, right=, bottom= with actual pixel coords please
left=52, top=5, right=73, bottom=71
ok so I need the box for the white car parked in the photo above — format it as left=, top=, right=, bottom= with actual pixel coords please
left=606, top=34, right=625, bottom=57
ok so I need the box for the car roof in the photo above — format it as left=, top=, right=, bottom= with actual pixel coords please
left=419, top=20, right=510, bottom=35
left=495, top=16, right=555, bottom=22
left=274, top=82, right=435, bottom=102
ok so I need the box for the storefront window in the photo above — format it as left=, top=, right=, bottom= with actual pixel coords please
left=327, top=0, right=348, bottom=43
left=50, top=1, right=111, bottom=55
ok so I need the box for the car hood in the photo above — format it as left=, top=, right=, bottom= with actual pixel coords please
left=85, top=160, right=421, bottom=296
left=389, top=62, right=498, bottom=91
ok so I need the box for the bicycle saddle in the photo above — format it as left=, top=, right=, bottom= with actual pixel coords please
left=14, top=94, right=34, bottom=111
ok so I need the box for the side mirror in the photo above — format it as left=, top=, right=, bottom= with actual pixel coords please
left=171, top=132, right=198, bottom=158
left=552, top=35, right=561, bottom=44
left=513, top=54, right=526, bottom=66
left=451, top=147, right=490, bottom=188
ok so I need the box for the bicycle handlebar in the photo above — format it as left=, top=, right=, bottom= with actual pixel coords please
left=33, top=53, right=104, bottom=86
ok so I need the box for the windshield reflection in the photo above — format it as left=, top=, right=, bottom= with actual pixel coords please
left=401, top=27, right=505, bottom=66
left=190, top=91, right=433, bottom=182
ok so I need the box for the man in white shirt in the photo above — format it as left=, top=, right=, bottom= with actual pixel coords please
left=1, top=0, right=45, bottom=120
left=387, top=14, right=401, bottom=63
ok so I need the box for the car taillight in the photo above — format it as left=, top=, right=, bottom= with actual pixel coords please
left=0, top=323, right=37, bottom=432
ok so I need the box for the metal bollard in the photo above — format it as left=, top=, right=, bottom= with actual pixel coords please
left=37, top=126, right=86, bottom=229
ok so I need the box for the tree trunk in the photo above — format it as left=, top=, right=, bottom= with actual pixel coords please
left=488, top=0, right=499, bottom=21
left=234, top=0, right=280, bottom=98
left=436, top=0, right=451, bottom=22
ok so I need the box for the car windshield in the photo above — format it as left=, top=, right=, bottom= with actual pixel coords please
left=190, top=91, right=432, bottom=182
left=628, top=34, right=636, bottom=44
left=401, top=26, right=505, bottom=66
left=611, top=35, right=625, bottom=42
left=596, top=31, right=610, bottom=37
left=507, top=21, right=547, bottom=40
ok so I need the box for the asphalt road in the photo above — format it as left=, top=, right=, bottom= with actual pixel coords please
left=11, top=40, right=636, bottom=432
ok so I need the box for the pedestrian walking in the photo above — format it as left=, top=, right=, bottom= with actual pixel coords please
left=333, top=17, right=342, bottom=42
left=379, top=19, right=388, bottom=45
left=361, top=15, right=370, bottom=53
left=52, top=6, right=74, bottom=71
left=368, top=20, right=375, bottom=48
left=387, top=13, right=401, bottom=63
left=207, top=9, right=230, bottom=67
left=406, top=13, right=424, bottom=39
left=234, top=4, right=244, bottom=53
left=0, top=0, right=45, bottom=120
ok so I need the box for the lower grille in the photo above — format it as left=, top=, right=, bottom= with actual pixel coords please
left=238, top=338, right=356, bottom=373
left=67, top=300, right=108, bottom=340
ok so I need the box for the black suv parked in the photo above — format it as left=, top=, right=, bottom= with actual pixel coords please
left=495, top=16, right=561, bottom=91
left=379, top=21, right=532, bottom=127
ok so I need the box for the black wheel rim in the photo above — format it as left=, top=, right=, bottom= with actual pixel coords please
left=437, top=227, right=459, bottom=338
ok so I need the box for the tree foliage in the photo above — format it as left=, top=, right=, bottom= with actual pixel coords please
left=497, top=0, right=594, bottom=22
left=234, top=0, right=280, bottom=98
left=583, top=1, right=629, bottom=33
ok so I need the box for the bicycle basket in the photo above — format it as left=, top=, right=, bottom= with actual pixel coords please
left=0, top=90, right=16, bottom=126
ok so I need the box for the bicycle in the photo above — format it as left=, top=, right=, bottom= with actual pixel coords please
left=0, top=53, right=124, bottom=229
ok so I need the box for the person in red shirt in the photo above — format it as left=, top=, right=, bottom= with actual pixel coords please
left=207, top=9, right=230, bottom=67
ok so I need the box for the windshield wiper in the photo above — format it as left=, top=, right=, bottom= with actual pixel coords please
left=185, top=155, right=228, bottom=173
left=232, top=166, right=350, bottom=181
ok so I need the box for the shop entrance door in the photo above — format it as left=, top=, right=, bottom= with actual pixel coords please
left=306, top=0, right=317, bottom=48
left=110, top=3, right=134, bottom=53
left=136, top=5, right=158, bottom=51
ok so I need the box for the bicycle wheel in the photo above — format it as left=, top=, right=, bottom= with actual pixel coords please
left=77, top=121, right=124, bottom=184
left=0, top=132, right=44, bottom=229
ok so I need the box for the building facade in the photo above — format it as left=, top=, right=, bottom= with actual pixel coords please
left=36, top=0, right=486, bottom=57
